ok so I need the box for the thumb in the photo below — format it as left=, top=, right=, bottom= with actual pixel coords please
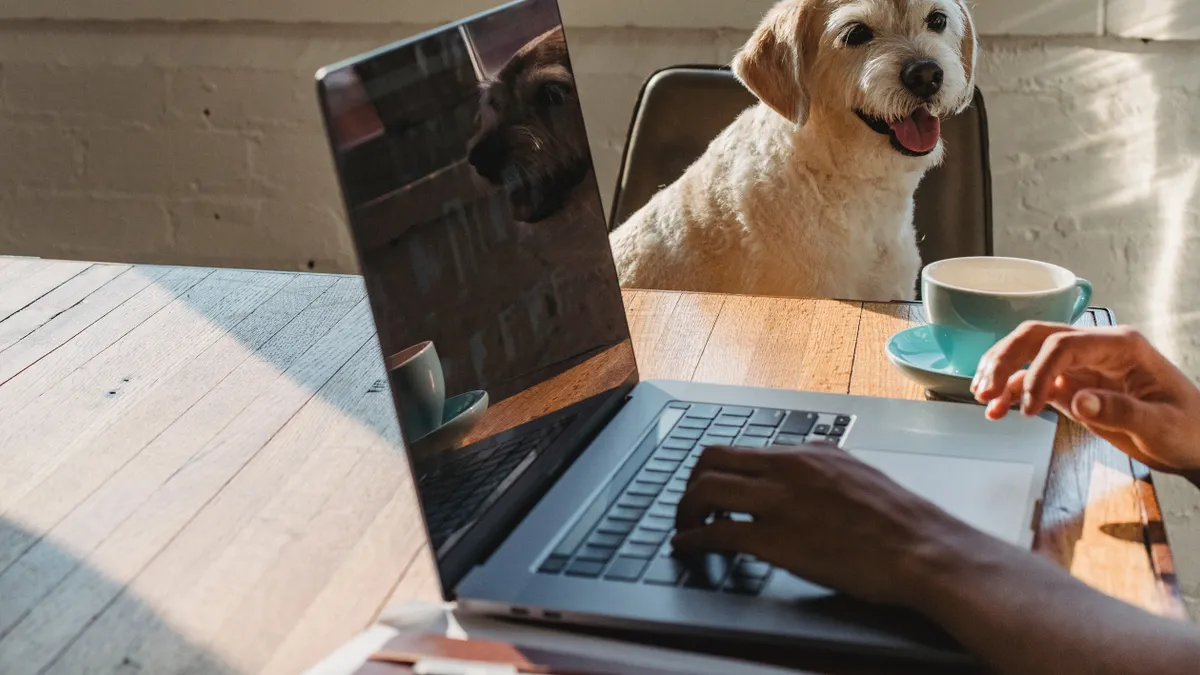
left=1071, top=389, right=1152, bottom=433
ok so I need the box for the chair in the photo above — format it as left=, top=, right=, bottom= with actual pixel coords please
left=609, top=65, right=994, bottom=269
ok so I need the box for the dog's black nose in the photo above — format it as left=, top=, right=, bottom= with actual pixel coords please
left=901, top=59, right=944, bottom=100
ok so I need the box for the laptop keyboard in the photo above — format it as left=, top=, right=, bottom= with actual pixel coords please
left=537, top=402, right=855, bottom=594
left=420, top=415, right=575, bottom=550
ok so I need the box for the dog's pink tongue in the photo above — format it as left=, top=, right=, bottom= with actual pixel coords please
left=888, top=108, right=941, bottom=154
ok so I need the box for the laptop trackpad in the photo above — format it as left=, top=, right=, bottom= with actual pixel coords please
left=847, top=450, right=1035, bottom=545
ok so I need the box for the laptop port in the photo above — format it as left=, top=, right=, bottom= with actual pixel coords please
left=510, top=607, right=530, bottom=617
left=542, top=611, right=563, bottom=621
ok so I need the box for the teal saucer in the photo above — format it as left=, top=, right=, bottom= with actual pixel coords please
left=409, top=390, right=489, bottom=462
left=885, top=325, right=978, bottom=404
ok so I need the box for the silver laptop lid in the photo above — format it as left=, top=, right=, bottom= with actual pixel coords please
left=316, top=0, right=636, bottom=596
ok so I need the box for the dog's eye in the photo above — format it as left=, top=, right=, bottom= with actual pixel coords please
left=843, top=23, right=875, bottom=47
left=926, top=11, right=948, bottom=33
left=538, top=82, right=571, bottom=107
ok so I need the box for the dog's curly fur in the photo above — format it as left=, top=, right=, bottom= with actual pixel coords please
left=467, top=27, right=593, bottom=224
left=610, top=0, right=978, bottom=301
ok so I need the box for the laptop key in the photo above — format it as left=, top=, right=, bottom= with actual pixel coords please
left=629, top=529, right=668, bottom=546
left=645, top=459, right=681, bottom=473
left=538, top=555, right=569, bottom=574
left=829, top=426, right=846, bottom=438
left=707, top=426, right=739, bottom=438
left=682, top=554, right=736, bottom=590
left=672, top=428, right=704, bottom=441
left=605, top=556, right=651, bottom=582
left=677, top=418, right=710, bottom=430
left=835, top=415, right=852, bottom=427
left=658, top=491, right=682, bottom=506
left=640, top=516, right=674, bottom=532
left=662, top=438, right=696, bottom=451
left=654, top=448, right=689, bottom=462
left=620, top=543, right=659, bottom=559
left=722, top=407, right=754, bottom=418
left=742, top=425, right=775, bottom=438
left=609, top=506, right=646, bottom=522
left=813, top=424, right=831, bottom=435
left=713, top=414, right=748, bottom=427
left=597, top=519, right=636, bottom=535
left=724, top=576, right=767, bottom=595
left=637, top=470, right=671, bottom=485
left=627, top=482, right=662, bottom=497
left=649, top=503, right=675, bottom=519
left=774, top=434, right=805, bottom=446
left=734, top=437, right=768, bottom=449
left=666, top=477, right=689, bottom=493
left=566, top=560, right=606, bottom=578
left=619, top=494, right=655, bottom=509
left=587, top=532, right=625, bottom=548
left=643, top=557, right=686, bottom=586
left=780, top=412, right=818, bottom=436
left=684, top=404, right=721, bottom=419
left=576, top=545, right=617, bottom=562
left=749, top=409, right=786, bottom=427
left=734, top=560, right=772, bottom=579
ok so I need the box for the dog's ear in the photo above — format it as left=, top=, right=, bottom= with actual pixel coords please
left=951, top=0, right=977, bottom=113
left=733, top=1, right=812, bottom=126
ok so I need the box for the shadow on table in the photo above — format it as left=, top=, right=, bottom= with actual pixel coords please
left=0, top=518, right=240, bottom=675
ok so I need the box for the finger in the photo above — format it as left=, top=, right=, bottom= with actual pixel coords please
left=1071, top=389, right=1157, bottom=437
left=1023, top=332, right=1130, bottom=416
left=688, top=445, right=774, bottom=488
left=984, top=370, right=1025, bottom=420
left=676, top=472, right=777, bottom=531
left=974, top=322, right=1078, bottom=401
left=671, top=518, right=769, bottom=556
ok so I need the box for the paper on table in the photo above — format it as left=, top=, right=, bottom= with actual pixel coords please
left=304, top=602, right=817, bottom=675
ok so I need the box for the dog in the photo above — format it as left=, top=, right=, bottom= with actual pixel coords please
left=609, top=0, right=977, bottom=301
left=467, top=27, right=594, bottom=224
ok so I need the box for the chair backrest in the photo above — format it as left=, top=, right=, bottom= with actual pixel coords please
left=609, top=65, right=994, bottom=267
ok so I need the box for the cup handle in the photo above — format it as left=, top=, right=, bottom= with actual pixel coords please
left=1070, top=278, right=1093, bottom=325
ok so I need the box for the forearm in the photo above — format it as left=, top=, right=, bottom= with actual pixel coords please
left=909, top=533, right=1200, bottom=675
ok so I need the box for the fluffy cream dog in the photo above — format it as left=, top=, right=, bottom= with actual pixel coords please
left=609, top=0, right=977, bottom=301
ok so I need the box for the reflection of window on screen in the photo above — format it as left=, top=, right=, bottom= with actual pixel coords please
left=462, top=0, right=561, bottom=77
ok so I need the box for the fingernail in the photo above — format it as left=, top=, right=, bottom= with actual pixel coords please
left=1076, top=391, right=1101, bottom=418
left=1021, top=392, right=1033, bottom=415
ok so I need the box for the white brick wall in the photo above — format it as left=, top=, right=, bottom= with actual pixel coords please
left=2, top=0, right=1200, bottom=618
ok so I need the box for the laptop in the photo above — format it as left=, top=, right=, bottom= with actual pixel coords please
left=315, top=0, right=1056, bottom=664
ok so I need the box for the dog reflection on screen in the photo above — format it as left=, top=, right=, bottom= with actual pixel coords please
left=467, top=27, right=591, bottom=224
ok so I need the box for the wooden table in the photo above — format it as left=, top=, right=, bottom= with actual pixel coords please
left=0, top=258, right=1185, bottom=675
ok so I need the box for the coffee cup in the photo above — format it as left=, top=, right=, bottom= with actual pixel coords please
left=386, top=341, right=446, bottom=442
left=922, top=257, right=1093, bottom=374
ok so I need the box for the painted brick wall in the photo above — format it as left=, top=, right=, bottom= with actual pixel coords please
left=2, top=0, right=1200, bottom=618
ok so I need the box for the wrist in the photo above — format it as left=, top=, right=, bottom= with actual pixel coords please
left=893, top=520, right=1022, bottom=618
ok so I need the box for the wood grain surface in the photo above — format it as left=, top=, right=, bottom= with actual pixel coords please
left=0, top=261, right=1182, bottom=675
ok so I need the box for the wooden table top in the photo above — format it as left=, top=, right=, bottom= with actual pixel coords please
left=0, top=258, right=1186, bottom=675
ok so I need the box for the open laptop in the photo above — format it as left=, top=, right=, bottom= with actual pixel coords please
left=315, top=0, right=1057, bottom=663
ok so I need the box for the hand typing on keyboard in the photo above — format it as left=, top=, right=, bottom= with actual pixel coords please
left=671, top=443, right=985, bottom=607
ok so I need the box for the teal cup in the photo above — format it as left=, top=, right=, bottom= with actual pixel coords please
left=386, top=341, right=446, bottom=443
left=922, top=257, right=1093, bottom=375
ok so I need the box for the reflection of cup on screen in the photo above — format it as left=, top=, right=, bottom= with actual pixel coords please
left=324, top=69, right=384, bottom=151
left=387, top=341, right=446, bottom=442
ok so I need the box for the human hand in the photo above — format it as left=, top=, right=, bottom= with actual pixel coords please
left=671, top=444, right=991, bottom=607
left=972, top=322, right=1200, bottom=476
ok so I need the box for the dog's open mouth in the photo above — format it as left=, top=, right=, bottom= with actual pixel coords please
left=856, top=107, right=942, bottom=157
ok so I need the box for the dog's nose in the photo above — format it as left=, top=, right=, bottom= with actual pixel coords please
left=900, top=59, right=944, bottom=100
left=468, top=138, right=503, bottom=178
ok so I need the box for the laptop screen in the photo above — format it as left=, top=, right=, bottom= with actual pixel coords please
left=317, top=0, right=636, bottom=581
